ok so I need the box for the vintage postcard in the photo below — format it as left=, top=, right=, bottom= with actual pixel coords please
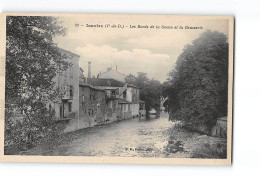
left=0, top=13, right=234, bottom=165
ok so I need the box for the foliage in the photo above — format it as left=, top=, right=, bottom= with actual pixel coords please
left=5, top=16, right=69, bottom=149
left=125, top=72, right=162, bottom=112
left=191, top=141, right=227, bottom=159
left=165, top=31, right=229, bottom=131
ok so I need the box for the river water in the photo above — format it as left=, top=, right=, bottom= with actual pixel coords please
left=23, top=112, right=178, bottom=157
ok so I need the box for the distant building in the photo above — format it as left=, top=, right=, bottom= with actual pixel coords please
left=97, top=67, right=126, bottom=82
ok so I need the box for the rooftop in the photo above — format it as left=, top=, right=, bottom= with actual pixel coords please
left=87, top=78, right=125, bottom=87
left=58, top=47, right=80, bottom=58
left=79, top=82, right=105, bottom=92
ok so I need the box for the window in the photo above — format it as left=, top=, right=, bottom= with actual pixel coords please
left=60, top=106, right=63, bottom=118
left=82, top=95, right=85, bottom=102
left=49, top=104, right=52, bottom=111
left=68, top=102, right=72, bottom=112
left=92, top=110, right=94, bottom=116
left=123, top=91, right=127, bottom=99
left=69, top=67, right=73, bottom=78
left=140, top=104, right=143, bottom=110
left=69, top=86, right=73, bottom=97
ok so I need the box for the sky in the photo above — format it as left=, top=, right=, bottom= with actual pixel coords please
left=54, top=14, right=229, bottom=82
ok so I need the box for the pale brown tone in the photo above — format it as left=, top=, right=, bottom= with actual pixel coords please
left=0, top=13, right=234, bottom=165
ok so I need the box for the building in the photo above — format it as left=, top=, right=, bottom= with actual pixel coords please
left=64, top=83, right=107, bottom=131
left=87, top=77, right=132, bottom=121
left=48, top=56, right=145, bottom=132
left=87, top=77, right=141, bottom=117
left=125, top=84, right=140, bottom=116
left=97, top=67, right=126, bottom=82
left=48, top=48, right=80, bottom=122
left=90, top=65, right=143, bottom=117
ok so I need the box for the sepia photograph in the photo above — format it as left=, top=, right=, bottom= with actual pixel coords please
left=0, top=13, right=234, bottom=165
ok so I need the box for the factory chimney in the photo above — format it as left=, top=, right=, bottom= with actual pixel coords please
left=88, top=61, right=91, bottom=78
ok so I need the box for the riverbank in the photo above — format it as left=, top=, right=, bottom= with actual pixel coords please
left=5, top=115, right=227, bottom=158
left=164, top=122, right=227, bottom=158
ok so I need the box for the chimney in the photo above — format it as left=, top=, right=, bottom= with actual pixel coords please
left=88, top=61, right=91, bottom=78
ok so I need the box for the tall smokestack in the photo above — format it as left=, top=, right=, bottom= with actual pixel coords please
left=88, top=61, right=91, bottom=78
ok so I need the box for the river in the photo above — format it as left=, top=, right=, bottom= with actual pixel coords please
left=22, top=112, right=179, bottom=157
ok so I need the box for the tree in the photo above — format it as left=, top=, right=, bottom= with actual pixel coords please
left=166, top=31, right=228, bottom=132
left=143, top=79, right=162, bottom=112
left=5, top=16, right=70, bottom=149
left=125, top=72, right=162, bottom=114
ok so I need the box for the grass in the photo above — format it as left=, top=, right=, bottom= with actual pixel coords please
left=191, top=141, right=227, bottom=159
left=167, top=122, right=227, bottom=159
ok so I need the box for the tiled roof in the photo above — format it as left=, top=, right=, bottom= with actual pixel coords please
left=87, top=78, right=125, bottom=87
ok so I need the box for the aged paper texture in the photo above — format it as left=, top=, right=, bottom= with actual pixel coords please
left=0, top=13, right=234, bottom=165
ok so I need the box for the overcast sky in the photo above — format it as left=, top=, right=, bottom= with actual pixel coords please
left=54, top=14, right=229, bottom=82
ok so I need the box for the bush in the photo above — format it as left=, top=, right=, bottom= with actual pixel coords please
left=4, top=106, right=64, bottom=151
left=191, top=141, right=227, bottom=159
